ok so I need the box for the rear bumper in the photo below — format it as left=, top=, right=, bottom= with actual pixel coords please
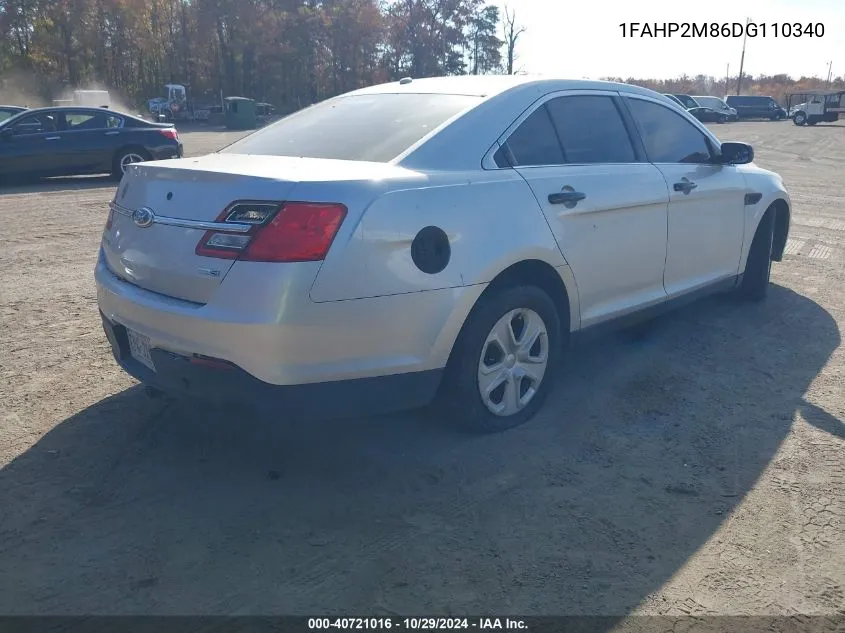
left=101, top=312, right=442, bottom=419
left=150, top=142, right=183, bottom=160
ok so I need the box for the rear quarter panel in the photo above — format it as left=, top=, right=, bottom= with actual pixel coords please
left=308, top=170, right=567, bottom=302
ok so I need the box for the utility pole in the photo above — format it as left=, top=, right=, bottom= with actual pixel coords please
left=725, top=63, right=730, bottom=97
left=736, top=17, right=750, bottom=95
left=826, top=61, right=833, bottom=86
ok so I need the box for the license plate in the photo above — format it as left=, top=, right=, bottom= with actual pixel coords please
left=127, top=328, right=156, bottom=372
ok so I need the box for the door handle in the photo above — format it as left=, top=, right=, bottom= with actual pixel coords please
left=45, top=136, right=61, bottom=140
left=548, top=187, right=587, bottom=207
left=673, top=179, right=698, bottom=194
left=104, top=131, right=120, bottom=136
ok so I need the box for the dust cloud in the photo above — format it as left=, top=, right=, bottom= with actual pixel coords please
left=0, top=73, right=142, bottom=116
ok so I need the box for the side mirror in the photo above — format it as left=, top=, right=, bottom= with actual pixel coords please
left=720, top=142, right=754, bottom=165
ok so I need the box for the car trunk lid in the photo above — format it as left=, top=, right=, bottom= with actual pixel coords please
left=101, top=154, right=416, bottom=304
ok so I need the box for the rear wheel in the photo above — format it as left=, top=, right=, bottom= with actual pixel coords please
left=112, top=148, right=151, bottom=179
left=738, top=211, right=775, bottom=302
left=439, top=285, right=561, bottom=433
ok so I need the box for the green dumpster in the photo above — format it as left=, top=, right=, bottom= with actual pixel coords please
left=224, top=96, right=256, bottom=129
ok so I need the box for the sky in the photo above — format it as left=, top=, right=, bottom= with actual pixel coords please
left=492, top=0, right=844, bottom=81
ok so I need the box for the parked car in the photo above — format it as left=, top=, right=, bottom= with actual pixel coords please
left=0, top=106, right=183, bottom=180
left=0, top=105, right=27, bottom=122
left=693, top=96, right=738, bottom=121
left=687, top=106, right=730, bottom=123
left=662, top=94, right=687, bottom=108
left=96, top=76, right=791, bottom=433
left=672, top=94, right=701, bottom=109
left=726, top=95, right=787, bottom=120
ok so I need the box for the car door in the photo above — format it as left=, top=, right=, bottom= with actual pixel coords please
left=58, top=110, right=120, bottom=174
left=0, top=112, right=63, bottom=175
left=624, top=95, right=746, bottom=298
left=498, top=91, right=670, bottom=327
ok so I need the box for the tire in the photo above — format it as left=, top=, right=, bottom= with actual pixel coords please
left=738, top=211, right=775, bottom=302
left=718, top=115, right=727, bottom=124
left=112, top=148, right=151, bottom=180
left=793, top=112, right=807, bottom=126
left=439, top=285, right=561, bottom=433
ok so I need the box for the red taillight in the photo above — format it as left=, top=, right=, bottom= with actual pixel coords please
left=195, top=202, right=347, bottom=263
left=105, top=206, right=115, bottom=230
left=159, top=128, right=178, bottom=140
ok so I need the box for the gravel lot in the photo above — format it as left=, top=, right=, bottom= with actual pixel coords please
left=0, top=121, right=843, bottom=619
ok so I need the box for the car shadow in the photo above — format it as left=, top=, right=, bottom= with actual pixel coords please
left=0, top=286, right=840, bottom=619
left=0, top=175, right=116, bottom=194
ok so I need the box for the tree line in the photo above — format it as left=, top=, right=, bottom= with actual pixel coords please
left=0, top=0, right=511, bottom=111
left=2, top=1, right=841, bottom=113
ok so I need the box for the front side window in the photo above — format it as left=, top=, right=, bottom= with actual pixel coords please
left=9, top=113, right=58, bottom=135
left=221, top=93, right=481, bottom=163
left=627, top=98, right=713, bottom=164
left=545, top=95, right=636, bottom=164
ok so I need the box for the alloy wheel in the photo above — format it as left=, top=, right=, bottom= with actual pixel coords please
left=120, top=153, right=146, bottom=173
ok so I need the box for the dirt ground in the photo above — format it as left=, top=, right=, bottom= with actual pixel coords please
left=0, top=121, right=843, bottom=621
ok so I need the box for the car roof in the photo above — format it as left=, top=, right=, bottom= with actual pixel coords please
left=343, top=75, right=669, bottom=100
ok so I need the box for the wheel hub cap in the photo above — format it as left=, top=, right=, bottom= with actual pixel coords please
left=477, top=308, right=549, bottom=417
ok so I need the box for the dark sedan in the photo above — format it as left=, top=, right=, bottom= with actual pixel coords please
left=687, top=106, right=730, bottom=124
left=0, top=106, right=183, bottom=181
left=0, top=105, right=27, bottom=122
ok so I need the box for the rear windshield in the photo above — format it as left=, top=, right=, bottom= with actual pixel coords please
left=220, top=93, right=482, bottom=162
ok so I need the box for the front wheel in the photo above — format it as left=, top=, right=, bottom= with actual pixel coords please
left=738, top=212, right=775, bottom=302
left=440, top=285, right=561, bottom=433
left=793, top=112, right=807, bottom=126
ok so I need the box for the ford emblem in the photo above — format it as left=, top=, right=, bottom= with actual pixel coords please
left=133, top=207, right=155, bottom=228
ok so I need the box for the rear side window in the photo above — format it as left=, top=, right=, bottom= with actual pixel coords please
left=501, top=106, right=564, bottom=167
left=545, top=95, right=636, bottom=164
left=221, top=93, right=481, bottom=163
left=627, top=98, right=713, bottom=164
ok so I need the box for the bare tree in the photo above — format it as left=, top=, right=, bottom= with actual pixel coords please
left=502, top=5, right=525, bottom=75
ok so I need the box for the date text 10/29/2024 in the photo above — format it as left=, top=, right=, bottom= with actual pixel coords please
left=308, top=618, right=527, bottom=630
left=619, top=22, right=824, bottom=38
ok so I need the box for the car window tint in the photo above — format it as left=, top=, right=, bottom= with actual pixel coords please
left=503, top=106, right=564, bottom=167
left=65, top=112, right=116, bottom=130
left=627, top=99, right=712, bottom=164
left=545, top=95, right=635, bottom=164
left=11, top=113, right=58, bottom=134
left=221, top=93, right=480, bottom=163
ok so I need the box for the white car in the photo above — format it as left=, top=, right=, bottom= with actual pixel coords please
left=96, top=76, right=791, bottom=432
